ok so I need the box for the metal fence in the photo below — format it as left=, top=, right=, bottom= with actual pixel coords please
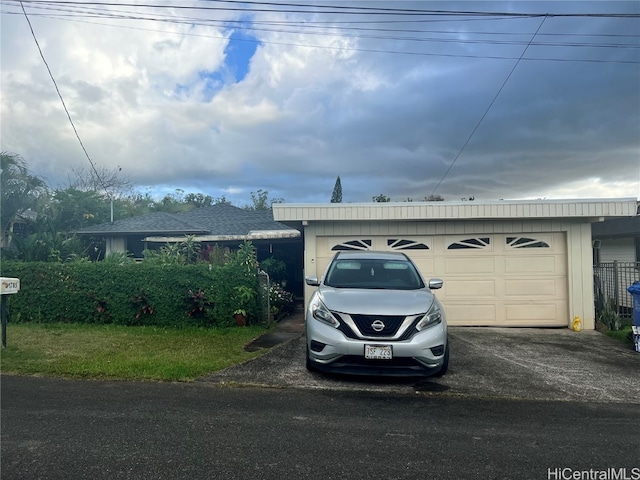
left=593, top=262, right=639, bottom=318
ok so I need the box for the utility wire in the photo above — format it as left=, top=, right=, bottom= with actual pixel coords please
left=431, top=16, right=550, bottom=195
left=5, top=0, right=639, bottom=44
left=5, top=1, right=638, bottom=47
left=18, top=1, right=112, bottom=203
left=10, top=0, right=640, bottom=18
left=4, top=7, right=638, bottom=64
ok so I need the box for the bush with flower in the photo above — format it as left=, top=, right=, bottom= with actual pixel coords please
left=268, top=283, right=296, bottom=319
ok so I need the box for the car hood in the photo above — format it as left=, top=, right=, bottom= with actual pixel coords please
left=318, top=287, right=434, bottom=316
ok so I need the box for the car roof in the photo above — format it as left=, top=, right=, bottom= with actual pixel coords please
left=333, top=250, right=410, bottom=261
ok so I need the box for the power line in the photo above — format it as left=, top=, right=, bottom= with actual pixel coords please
left=431, top=16, right=550, bottom=195
left=10, top=0, right=640, bottom=18
left=3, top=5, right=638, bottom=64
left=17, top=1, right=112, bottom=204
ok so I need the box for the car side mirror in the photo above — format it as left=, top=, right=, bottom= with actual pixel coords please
left=305, top=276, right=320, bottom=287
left=428, top=278, right=443, bottom=290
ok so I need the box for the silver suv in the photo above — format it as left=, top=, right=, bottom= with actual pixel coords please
left=305, top=251, right=448, bottom=377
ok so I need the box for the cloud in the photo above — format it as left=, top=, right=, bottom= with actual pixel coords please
left=1, top=1, right=638, bottom=206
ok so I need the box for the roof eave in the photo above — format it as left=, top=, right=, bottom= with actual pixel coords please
left=144, top=230, right=301, bottom=243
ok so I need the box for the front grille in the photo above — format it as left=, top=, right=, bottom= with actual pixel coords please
left=333, top=312, right=420, bottom=340
left=351, top=314, right=405, bottom=337
left=334, top=313, right=358, bottom=339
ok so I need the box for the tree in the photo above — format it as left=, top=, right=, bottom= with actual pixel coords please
left=246, top=190, right=284, bottom=211
left=248, top=189, right=269, bottom=210
left=372, top=194, right=390, bottom=203
left=184, top=193, right=214, bottom=208
left=68, top=164, right=132, bottom=199
left=331, top=176, right=342, bottom=203
left=154, top=189, right=193, bottom=214
left=44, top=188, right=113, bottom=232
left=1, top=152, right=49, bottom=247
left=212, top=195, right=232, bottom=206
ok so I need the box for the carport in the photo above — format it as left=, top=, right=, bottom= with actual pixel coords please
left=273, top=198, right=637, bottom=329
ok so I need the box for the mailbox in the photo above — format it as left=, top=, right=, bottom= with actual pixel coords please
left=1, top=277, right=20, bottom=348
left=1, top=278, right=20, bottom=295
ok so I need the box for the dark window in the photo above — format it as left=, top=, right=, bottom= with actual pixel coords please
left=127, top=235, right=148, bottom=258
left=331, top=239, right=372, bottom=251
left=447, top=237, right=491, bottom=250
left=507, top=237, right=550, bottom=249
left=387, top=239, right=429, bottom=250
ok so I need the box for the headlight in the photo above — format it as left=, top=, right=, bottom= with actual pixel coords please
left=416, top=303, right=442, bottom=331
left=310, top=296, right=339, bottom=327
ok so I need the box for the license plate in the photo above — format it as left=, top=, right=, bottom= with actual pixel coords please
left=365, top=345, right=392, bottom=360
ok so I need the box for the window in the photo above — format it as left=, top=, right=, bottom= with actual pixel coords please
left=506, top=237, right=550, bottom=249
left=325, top=258, right=424, bottom=290
left=331, top=239, right=372, bottom=251
left=448, top=237, right=490, bottom=250
left=387, top=239, right=429, bottom=250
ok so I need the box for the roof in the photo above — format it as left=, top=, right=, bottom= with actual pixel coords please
left=76, top=204, right=300, bottom=240
left=592, top=215, right=640, bottom=238
left=273, top=198, right=638, bottom=223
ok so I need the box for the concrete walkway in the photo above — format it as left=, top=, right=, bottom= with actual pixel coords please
left=243, top=304, right=305, bottom=352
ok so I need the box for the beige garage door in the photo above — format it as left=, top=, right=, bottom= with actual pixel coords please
left=315, top=234, right=568, bottom=326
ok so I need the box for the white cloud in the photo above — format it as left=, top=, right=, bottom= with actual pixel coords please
left=1, top=1, right=638, bottom=205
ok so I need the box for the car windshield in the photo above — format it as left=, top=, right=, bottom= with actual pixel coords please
left=324, top=259, right=425, bottom=290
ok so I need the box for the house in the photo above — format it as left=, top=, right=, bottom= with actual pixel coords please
left=592, top=214, right=640, bottom=313
left=592, top=215, right=640, bottom=265
left=75, top=204, right=304, bottom=295
left=273, top=198, right=637, bottom=330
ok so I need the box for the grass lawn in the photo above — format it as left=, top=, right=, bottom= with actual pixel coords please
left=605, top=325, right=634, bottom=347
left=0, top=323, right=273, bottom=381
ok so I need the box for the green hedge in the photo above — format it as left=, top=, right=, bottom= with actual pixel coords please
left=0, top=261, right=261, bottom=328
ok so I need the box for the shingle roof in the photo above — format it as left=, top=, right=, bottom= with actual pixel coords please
left=592, top=216, right=640, bottom=238
left=75, top=204, right=298, bottom=237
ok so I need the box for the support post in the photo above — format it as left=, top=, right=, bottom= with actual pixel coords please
left=1, top=295, right=7, bottom=348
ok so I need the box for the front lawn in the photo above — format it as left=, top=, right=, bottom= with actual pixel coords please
left=0, top=323, right=272, bottom=381
left=605, top=325, right=635, bottom=347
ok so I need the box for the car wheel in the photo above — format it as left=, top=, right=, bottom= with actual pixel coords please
left=432, top=343, right=449, bottom=377
left=305, top=346, right=318, bottom=373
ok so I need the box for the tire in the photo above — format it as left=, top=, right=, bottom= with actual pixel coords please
left=305, top=346, right=318, bottom=373
left=432, top=342, right=449, bottom=377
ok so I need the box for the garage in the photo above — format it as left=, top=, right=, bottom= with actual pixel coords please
left=273, top=198, right=636, bottom=329
left=314, top=233, right=567, bottom=326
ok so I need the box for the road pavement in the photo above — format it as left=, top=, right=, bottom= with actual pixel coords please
left=1, top=375, right=638, bottom=480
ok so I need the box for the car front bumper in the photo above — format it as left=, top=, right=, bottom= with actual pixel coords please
left=306, top=314, right=447, bottom=377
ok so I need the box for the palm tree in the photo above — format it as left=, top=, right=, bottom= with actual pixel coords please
left=1, top=152, right=49, bottom=248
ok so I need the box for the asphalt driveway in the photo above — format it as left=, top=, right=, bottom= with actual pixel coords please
left=202, top=317, right=640, bottom=404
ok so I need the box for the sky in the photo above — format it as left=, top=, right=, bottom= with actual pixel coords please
left=1, top=0, right=639, bottom=206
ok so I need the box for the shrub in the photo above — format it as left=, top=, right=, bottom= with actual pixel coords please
left=0, top=252, right=262, bottom=328
left=597, top=298, right=621, bottom=331
left=260, top=257, right=287, bottom=283
left=267, top=283, right=296, bottom=320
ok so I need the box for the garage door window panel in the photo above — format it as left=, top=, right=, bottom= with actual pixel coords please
left=331, top=239, right=372, bottom=251
left=387, top=239, right=430, bottom=250
left=447, top=237, right=491, bottom=250
left=506, top=237, right=550, bottom=249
